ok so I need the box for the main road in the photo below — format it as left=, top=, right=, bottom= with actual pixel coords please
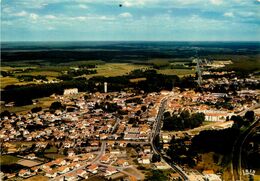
left=52, top=142, right=106, bottom=181
left=150, top=96, right=190, bottom=181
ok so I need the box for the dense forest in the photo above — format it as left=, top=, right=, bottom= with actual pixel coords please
left=2, top=41, right=259, bottom=64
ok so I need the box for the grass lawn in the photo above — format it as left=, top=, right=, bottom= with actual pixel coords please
left=202, top=121, right=215, bottom=126
left=85, top=63, right=150, bottom=78
left=0, top=155, right=21, bottom=165
left=44, top=146, right=58, bottom=153
left=254, top=175, right=260, bottom=181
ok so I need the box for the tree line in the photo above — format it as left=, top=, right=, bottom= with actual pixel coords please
left=1, top=69, right=198, bottom=106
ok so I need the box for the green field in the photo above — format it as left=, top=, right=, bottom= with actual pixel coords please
left=0, top=77, right=21, bottom=89
left=1, top=66, right=61, bottom=89
left=0, top=155, right=21, bottom=165
left=157, top=69, right=195, bottom=77
left=16, top=70, right=60, bottom=77
left=44, top=153, right=65, bottom=159
left=1, top=97, right=55, bottom=113
left=44, top=146, right=58, bottom=153
left=85, top=63, right=150, bottom=78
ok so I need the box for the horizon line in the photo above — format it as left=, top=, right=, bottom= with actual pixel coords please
left=2, top=40, right=260, bottom=43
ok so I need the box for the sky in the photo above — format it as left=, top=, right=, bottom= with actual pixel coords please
left=1, top=0, right=260, bottom=41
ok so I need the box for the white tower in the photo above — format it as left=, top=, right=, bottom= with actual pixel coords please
left=104, top=82, right=107, bottom=93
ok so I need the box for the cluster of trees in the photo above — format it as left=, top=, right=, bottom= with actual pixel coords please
left=31, top=107, right=42, bottom=113
left=204, top=101, right=234, bottom=110
left=94, top=102, right=120, bottom=113
left=144, top=170, right=168, bottom=181
left=17, top=75, right=48, bottom=81
left=67, top=68, right=97, bottom=77
left=79, top=64, right=97, bottom=69
left=0, top=71, right=13, bottom=77
left=167, top=137, right=197, bottom=167
left=151, top=154, right=161, bottom=163
left=49, top=102, right=65, bottom=112
left=162, top=110, right=205, bottom=131
left=230, top=111, right=255, bottom=129
left=191, top=128, right=240, bottom=154
left=57, top=69, right=97, bottom=81
left=1, top=80, right=88, bottom=106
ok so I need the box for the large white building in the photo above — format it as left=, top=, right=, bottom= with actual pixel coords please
left=63, top=88, right=78, bottom=95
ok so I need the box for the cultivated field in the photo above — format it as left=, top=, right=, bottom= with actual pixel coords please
left=157, top=69, right=195, bottom=77
left=85, top=63, right=150, bottom=78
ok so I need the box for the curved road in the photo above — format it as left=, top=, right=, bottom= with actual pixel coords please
left=231, top=103, right=260, bottom=181
left=150, top=96, right=190, bottom=181
left=52, top=142, right=106, bottom=181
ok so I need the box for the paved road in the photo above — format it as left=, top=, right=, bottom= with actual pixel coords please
left=231, top=103, right=260, bottom=181
left=111, top=118, right=121, bottom=133
left=101, top=140, right=148, bottom=145
left=52, top=142, right=106, bottom=181
left=150, top=96, right=190, bottom=181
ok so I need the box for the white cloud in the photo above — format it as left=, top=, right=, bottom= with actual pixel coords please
left=210, top=0, right=223, bottom=5
left=45, top=15, right=57, bottom=19
left=78, top=4, right=88, bottom=9
left=29, top=13, right=39, bottom=21
left=47, top=26, right=56, bottom=30
left=99, top=16, right=115, bottom=21
left=14, top=11, right=28, bottom=17
left=224, top=12, right=234, bottom=17
left=75, top=16, right=87, bottom=21
left=122, top=0, right=148, bottom=7
left=119, top=12, right=133, bottom=18
left=69, top=15, right=114, bottom=21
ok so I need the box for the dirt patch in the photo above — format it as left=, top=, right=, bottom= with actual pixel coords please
left=195, top=152, right=222, bottom=172
left=25, top=175, right=49, bottom=181
left=17, top=159, right=42, bottom=167
left=124, top=166, right=145, bottom=180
